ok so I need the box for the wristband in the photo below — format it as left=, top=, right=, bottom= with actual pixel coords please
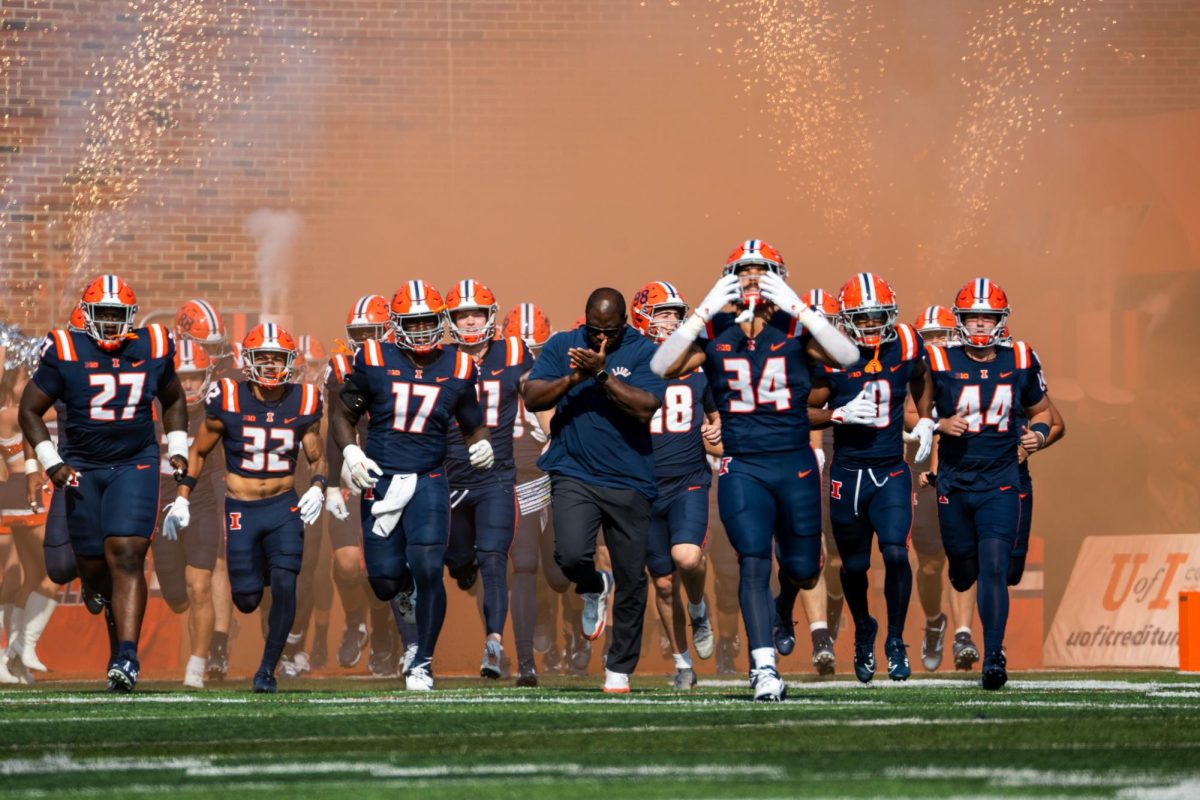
left=24, top=458, right=40, bottom=476
left=34, top=440, right=63, bottom=472
left=178, top=475, right=197, bottom=490
left=1030, top=421, right=1050, bottom=445
left=165, top=430, right=189, bottom=460
left=310, top=474, right=329, bottom=490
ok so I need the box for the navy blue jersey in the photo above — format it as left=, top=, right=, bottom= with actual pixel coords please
left=345, top=339, right=483, bottom=475
left=446, top=337, right=535, bottom=487
left=820, top=323, right=924, bottom=467
left=31, top=326, right=177, bottom=469
left=529, top=325, right=666, bottom=499
left=699, top=310, right=814, bottom=456
left=927, top=341, right=1046, bottom=492
left=323, top=351, right=367, bottom=480
left=650, top=368, right=717, bottom=479
left=206, top=378, right=323, bottom=480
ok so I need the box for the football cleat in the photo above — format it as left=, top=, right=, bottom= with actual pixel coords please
left=252, top=670, right=277, bottom=694
left=631, top=281, right=689, bottom=343
left=602, top=669, right=631, bottom=694
left=82, top=587, right=106, bottom=616
left=690, top=607, right=715, bottom=661
left=516, top=659, right=538, bottom=688
left=952, top=278, right=1011, bottom=348
left=672, top=667, right=697, bottom=690
left=206, top=640, right=228, bottom=681
left=838, top=273, right=899, bottom=347
left=338, top=622, right=369, bottom=669
left=389, top=281, right=445, bottom=354
left=80, top=274, right=137, bottom=351
left=401, top=643, right=418, bottom=676
left=368, top=644, right=396, bottom=678
left=853, top=616, right=879, bottom=684
left=812, top=628, right=836, bottom=676
left=183, top=662, right=205, bottom=690
left=241, top=323, right=298, bottom=387
left=715, top=636, right=739, bottom=676
left=922, top=613, right=948, bottom=672
left=772, top=598, right=796, bottom=657
left=954, top=631, right=980, bottom=671
left=444, top=279, right=499, bottom=345
left=750, top=664, right=786, bottom=702
left=405, top=660, right=434, bottom=691
left=106, top=656, right=139, bottom=693
left=480, top=640, right=503, bottom=680
left=885, top=637, right=911, bottom=682
left=391, top=584, right=417, bottom=625
left=501, top=303, right=552, bottom=354
left=581, top=571, right=613, bottom=641
left=981, top=648, right=1008, bottom=690
left=800, top=288, right=841, bottom=324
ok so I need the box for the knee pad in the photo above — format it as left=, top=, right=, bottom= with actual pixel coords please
left=948, top=556, right=979, bottom=592
left=232, top=590, right=263, bottom=614
left=368, top=576, right=404, bottom=602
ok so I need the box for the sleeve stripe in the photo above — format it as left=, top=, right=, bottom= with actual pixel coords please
left=898, top=323, right=916, bottom=361
left=149, top=324, right=168, bottom=359
left=1015, top=341, right=1030, bottom=369
left=222, top=378, right=239, bottom=413
left=332, top=354, right=349, bottom=383
left=301, top=384, right=318, bottom=416
left=53, top=330, right=77, bottom=361
left=506, top=337, right=521, bottom=367
left=364, top=340, right=382, bottom=367
left=927, top=345, right=949, bottom=372
left=455, top=352, right=472, bottom=380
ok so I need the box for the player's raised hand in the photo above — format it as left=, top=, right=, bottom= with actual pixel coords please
left=937, top=415, right=969, bottom=437
left=758, top=272, right=805, bottom=318
left=169, top=454, right=189, bottom=483
left=695, top=274, right=741, bottom=322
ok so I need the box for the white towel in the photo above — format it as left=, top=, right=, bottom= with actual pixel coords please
left=370, top=474, right=417, bottom=537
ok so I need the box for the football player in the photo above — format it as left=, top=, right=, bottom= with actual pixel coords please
left=651, top=240, right=859, bottom=700
left=19, top=275, right=190, bottom=692
left=165, top=323, right=327, bottom=693
left=633, top=281, right=721, bottom=689
left=442, top=280, right=535, bottom=681
left=807, top=274, right=934, bottom=683
left=926, top=278, right=1063, bottom=689
left=151, top=340, right=224, bottom=688
left=330, top=281, right=493, bottom=691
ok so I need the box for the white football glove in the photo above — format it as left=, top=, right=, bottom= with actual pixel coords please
left=468, top=439, right=495, bottom=470
left=910, top=417, right=936, bottom=464
left=340, top=460, right=361, bottom=497
left=342, top=444, right=382, bottom=491
left=695, top=274, right=742, bottom=322
left=758, top=272, right=805, bottom=318
left=812, top=445, right=826, bottom=476
left=325, top=486, right=349, bottom=520
left=162, top=496, right=190, bottom=541
left=298, top=485, right=324, bottom=526
left=830, top=387, right=878, bottom=426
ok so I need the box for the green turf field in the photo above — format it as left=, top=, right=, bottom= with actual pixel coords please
left=2, top=672, right=1199, bottom=799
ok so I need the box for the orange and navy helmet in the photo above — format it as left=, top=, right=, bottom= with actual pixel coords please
left=952, top=278, right=1010, bottom=348
left=444, top=279, right=499, bottom=346
left=295, top=335, right=326, bottom=382
left=345, top=294, right=390, bottom=347
left=632, top=281, right=689, bottom=343
left=501, top=303, right=552, bottom=353
left=67, top=303, right=87, bottom=333
left=241, top=322, right=297, bottom=387
left=913, top=305, right=959, bottom=345
left=229, top=342, right=245, bottom=371
left=80, top=274, right=138, bottom=351
left=800, top=288, right=841, bottom=324
left=838, top=272, right=899, bottom=347
left=174, top=340, right=215, bottom=405
left=722, top=240, right=787, bottom=279
left=174, top=299, right=226, bottom=354
left=389, top=281, right=445, bottom=353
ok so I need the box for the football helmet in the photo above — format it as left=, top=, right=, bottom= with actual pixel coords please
left=389, top=281, right=445, bottom=353
left=174, top=299, right=227, bottom=355
left=175, top=340, right=215, bottom=405
left=67, top=303, right=87, bottom=333
left=80, top=274, right=138, bottom=351
left=444, top=279, right=498, bottom=345
left=296, top=335, right=326, bottom=382
left=500, top=303, right=552, bottom=353
left=800, top=288, right=841, bottom=324
left=631, top=281, right=689, bottom=343
left=345, top=294, right=390, bottom=347
left=913, top=305, right=959, bottom=345
left=241, top=323, right=297, bottom=387
left=838, top=272, right=899, bottom=347
left=952, top=278, right=1010, bottom=348
left=723, top=240, right=786, bottom=307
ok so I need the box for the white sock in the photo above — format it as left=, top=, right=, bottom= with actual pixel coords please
left=955, top=626, right=972, bottom=636
left=751, top=647, right=776, bottom=669
left=687, top=599, right=706, bottom=619
left=186, top=654, right=207, bottom=674
left=809, top=621, right=828, bottom=632
left=927, top=615, right=944, bottom=625
left=673, top=650, right=693, bottom=670
left=287, top=632, right=304, bottom=646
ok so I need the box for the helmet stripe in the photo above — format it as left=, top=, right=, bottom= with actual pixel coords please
left=858, top=273, right=872, bottom=304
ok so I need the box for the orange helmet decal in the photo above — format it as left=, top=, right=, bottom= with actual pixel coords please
left=390, top=280, right=446, bottom=353
left=80, top=274, right=138, bottom=351
left=68, top=303, right=87, bottom=333
left=444, top=279, right=499, bottom=346
left=175, top=340, right=215, bottom=405
left=800, top=288, right=841, bottom=322
left=952, top=278, right=1010, bottom=348
left=345, top=294, right=390, bottom=347
left=632, top=281, right=689, bottom=343
left=175, top=299, right=226, bottom=349
left=722, top=239, right=787, bottom=279
left=838, top=272, right=899, bottom=347
left=500, top=303, right=551, bottom=351
left=241, top=322, right=298, bottom=387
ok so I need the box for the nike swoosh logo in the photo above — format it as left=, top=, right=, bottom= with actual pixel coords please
left=136, top=464, right=152, bottom=470
left=491, top=369, right=505, bottom=376
left=770, top=342, right=786, bottom=351
left=284, top=417, right=297, bottom=424
left=290, top=506, right=300, bottom=512
left=890, top=470, right=905, bottom=477
left=797, top=469, right=813, bottom=479
left=1000, top=371, right=1014, bottom=378
left=687, top=485, right=704, bottom=491
left=999, top=486, right=1012, bottom=491
left=890, top=364, right=903, bottom=372
left=436, top=377, right=451, bottom=383
left=130, top=360, right=145, bottom=368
